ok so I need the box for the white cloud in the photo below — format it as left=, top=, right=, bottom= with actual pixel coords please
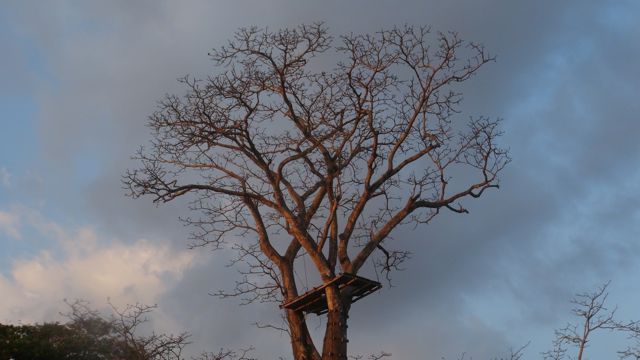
left=0, top=167, right=10, bottom=188
left=0, top=210, right=21, bottom=239
left=0, top=206, right=199, bottom=325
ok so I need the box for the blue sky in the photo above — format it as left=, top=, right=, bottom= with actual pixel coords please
left=1, top=1, right=640, bottom=359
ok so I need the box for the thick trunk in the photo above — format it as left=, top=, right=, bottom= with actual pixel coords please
left=287, top=309, right=321, bottom=360
left=321, top=285, right=351, bottom=360
left=281, top=263, right=321, bottom=360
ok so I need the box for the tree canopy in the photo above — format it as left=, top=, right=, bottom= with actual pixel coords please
left=0, top=300, right=189, bottom=360
left=125, top=23, right=509, bottom=360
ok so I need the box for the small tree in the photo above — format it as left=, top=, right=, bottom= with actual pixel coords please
left=543, top=282, right=640, bottom=360
left=65, top=300, right=191, bottom=360
left=125, top=23, right=508, bottom=360
left=543, top=282, right=618, bottom=360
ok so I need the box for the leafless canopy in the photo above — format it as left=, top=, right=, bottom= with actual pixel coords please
left=125, top=23, right=508, bottom=359
left=126, top=21, right=506, bottom=288
left=543, top=282, right=640, bottom=360
left=64, top=299, right=190, bottom=360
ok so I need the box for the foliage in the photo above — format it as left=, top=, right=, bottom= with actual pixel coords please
left=0, top=300, right=190, bottom=360
left=0, top=320, right=120, bottom=359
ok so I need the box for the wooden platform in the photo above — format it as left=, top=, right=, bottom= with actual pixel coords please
left=280, top=273, right=382, bottom=315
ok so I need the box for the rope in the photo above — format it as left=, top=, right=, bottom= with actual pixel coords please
left=303, top=251, right=309, bottom=291
left=293, top=251, right=310, bottom=292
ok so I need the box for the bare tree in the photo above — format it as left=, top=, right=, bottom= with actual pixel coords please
left=619, top=346, right=640, bottom=360
left=494, top=342, right=529, bottom=360
left=543, top=282, right=617, bottom=360
left=64, top=299, right=191, bottom=360
left=443, top=342, right=528, bottom=360
left=618, top=321, right=640, bottom=359
left=109, top=302, right=190, bottom=360
left=196, top=347, right=257, bottom=360
left=125, top=23, right=508, bottom=360
left=542, top=282, right=639, bottom=360
left=348, top=352, right=391, bottom=360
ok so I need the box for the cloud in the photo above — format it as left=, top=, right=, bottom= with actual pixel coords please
left=0, top=210, right=21, bottom=239
left=0, top=206, right=199, bottom=326
left=2, top=0, right=640, bottom=358
left=0, top=167, right=10, bottom=188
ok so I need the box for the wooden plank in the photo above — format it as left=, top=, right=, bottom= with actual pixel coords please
left=280, top=273, right=382, bottom=314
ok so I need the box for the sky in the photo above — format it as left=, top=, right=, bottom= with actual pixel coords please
left=1, top=1, right=639, bottom=359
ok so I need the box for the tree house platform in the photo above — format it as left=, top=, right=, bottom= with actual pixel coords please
left=280, top=273, right=382, bottom=315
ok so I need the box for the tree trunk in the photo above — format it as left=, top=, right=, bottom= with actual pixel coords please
left=321, top=285, right=351, bottom=360
left=577, top=338, right=586, bottom=360
left=281, top=264, right=321, bottom=360
left=287, top=309, right=321, bottom=360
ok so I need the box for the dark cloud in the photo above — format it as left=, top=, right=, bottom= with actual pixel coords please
left=3, top=0, right=640, bottom=358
